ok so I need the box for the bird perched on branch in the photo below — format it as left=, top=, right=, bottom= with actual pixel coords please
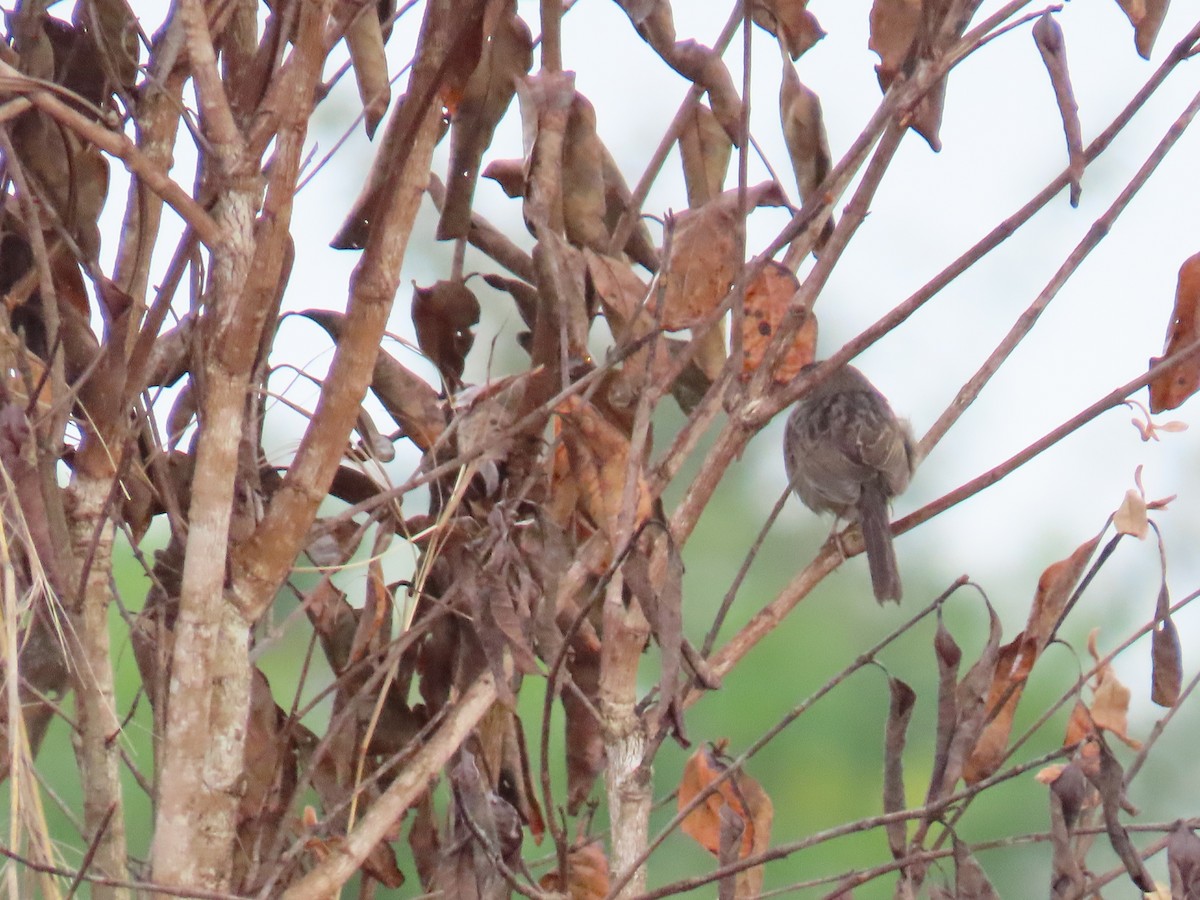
left=783, top=364, right=914, bottom=603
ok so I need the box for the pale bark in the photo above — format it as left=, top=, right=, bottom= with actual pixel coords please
left=65, top=483, right=129, bottom=900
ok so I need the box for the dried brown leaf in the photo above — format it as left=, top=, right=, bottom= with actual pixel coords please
left=1150, top=252, right=1200, bottom=413
left=444, top=0, right=532, bottom=156
left=678, top=744, right=773, bottom=865
left=1028, top=534, right=1101, bottom=648
left=301, top=309, right=446, bottom=449
left=883, top=677, right=916, bottom=859
left=1047, top=761, right=1089, bottom=897
left=412, top=279, right=482, bottom=390
left=779, top=52, right=834, bottom=249
left=656, top=183, right=787, bottom=329
left=539, top=842, right=610, bottom=899
left=564, top=628, right=604, bottom=813
left=869, top=0, right=921, bottom=87
left=962, top=632, right=1035, bottom=785
left=345, top=2, right=391, bottom=137
left=619, top=1, right=745, bottom=144
left=1151, top=582, right=1182, bottom=707
left=679, top=99, right=731, bottom=208
left=1113, top=0, right=1171, bottom=59
left=624, top=545, right=687, bottom=743
left=556, top=395, right=652, bottom=542
left=953, top=836, right=1000, bottom=899
left=1168, top=821, right=1200, bottom=900
left=751, top=0, right=825, bottom=59
left=1087, top=739, right=1154, bottom=892
left=1033, top=13, right=1084, bottom=206
left=741, top=260, right=816, bottom=383
left=926, top=612, right=961, bottom=804
left=1086, top=630, right=1141, bottom=748
left=599, top=146, right=660, bottom=270
left=563, top=92, right=609, bottom=253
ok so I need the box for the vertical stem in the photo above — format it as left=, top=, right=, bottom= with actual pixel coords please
left=600, top=574, right=652, bottom=898
left=66, top=487, right=130, bottom=900
left=540, top=0, right=562, bottom=72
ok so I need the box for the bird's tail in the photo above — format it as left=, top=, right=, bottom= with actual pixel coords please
left=858, top=479, right=902, bottom=603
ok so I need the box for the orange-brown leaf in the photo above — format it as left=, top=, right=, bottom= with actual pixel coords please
left=539, top=843, right=610, bottom=899
left=962, top=634, right=1037, bottom=784
left=750, top=0, right=825, bottom=60
left=1087, top=630, right=1141, bottom=748
left=1027, top=534, right=1100, bottom=648
left=656, top=183, right=787, bottom=330
left=741, top=261, right=816, bottom=382
left=1149, top=252, right=1200, bottom=412
left=557, top=396, right=651, bottom=540
left=1113, top=0, right=1171, bottom=59
left=678, top=745, right=773, bottom=860
left=869, top=0, right=921, bottom=88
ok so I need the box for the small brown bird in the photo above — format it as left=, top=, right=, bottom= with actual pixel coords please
left=783, top=364, right=914, bottom=603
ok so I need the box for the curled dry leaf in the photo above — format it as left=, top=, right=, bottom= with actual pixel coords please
left=678, top=743, right=774, bottom=866
left=482, top=156, right=527, bottom=198
left=655, top=182, right=788, bottom=330
left=1085, top=629, right=1142, bottom=749
left=741, top=260, right=817, bottom=383
left=455, top=372, right=531, bottom=493
left=883, top=677, right=916, bottom=859
left=411, top=279, right=482, bottom=390
left=679, top=99, right=731, bottom=209
left=926, top=612, right=962, bottom=803
left=539, top=842, right=611, bottom=900
left=1151, top=582, right=1182, bottom=708
left=963, top=535, right=1098, bottom=784
left=333, top=2, right=488, bottom=249
left=1032, top=13, right=1084, bottom=207
left=1113, top=488, right=1149, bottom=538
left=564, top=627, right=604, bottom=813
left=562, top=92, right=610, bottom=254
left=867, top=0, right=951, bottom=150
left=869, top=0, right=921, bottom=87
left=1168, top=820, right=1200, bottom=899
left=750, top=0, right=825, bottom=60
left=618, top=0, right=745, bottom=144
left=779, top=50, right=834, bottom=250
left=1087, top=738, right=1154, bottom=892
left=556, top=395, right=652, bottom=542
left=1113, top=0, right=1171, bottom=59
left=953, top=836, right=1000, bottom=900
left=436, top=2, right=530, bottom=240
left=1044, top=759, right=1090, bottom=897
left=344, top=1, right=391, bottom=137
left=300, top=309, right=446, bottom=449
left=1028, top=533, right=1100, bottom=648
left=1149, top=251, right=1200, bottom=413
left=599, top=145, right=660, bottom=271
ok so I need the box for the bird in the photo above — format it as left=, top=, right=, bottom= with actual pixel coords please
left=783, top=364, right=914, bottom=603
